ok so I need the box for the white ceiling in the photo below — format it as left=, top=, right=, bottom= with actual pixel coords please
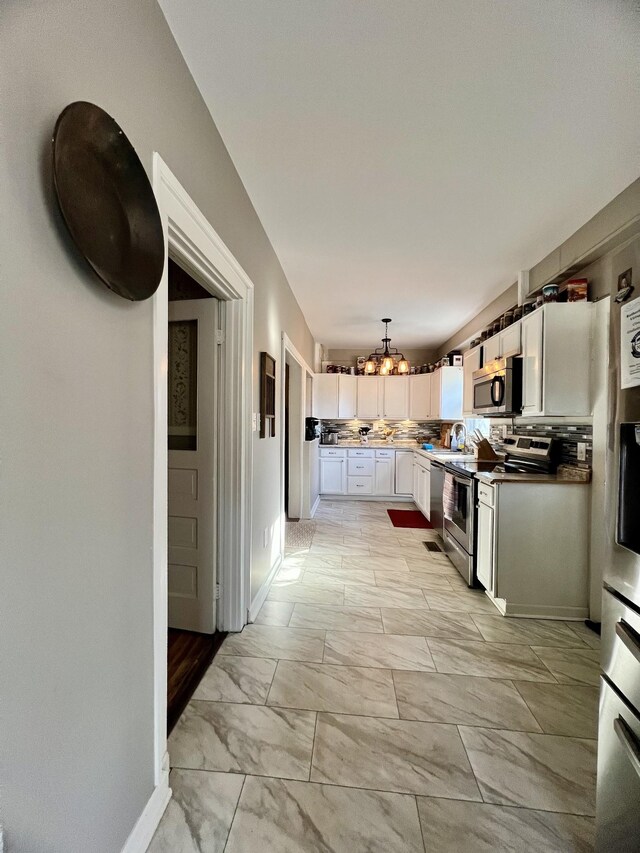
left=159, top=0, right=640, bottom=349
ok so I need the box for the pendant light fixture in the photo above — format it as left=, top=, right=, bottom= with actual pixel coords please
left=364, top=319, right=410, bottom=376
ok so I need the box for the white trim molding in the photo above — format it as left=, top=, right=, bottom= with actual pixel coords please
left=148, top=155, right=254, bottom=835
left=120, top=754, right=170, bottom=853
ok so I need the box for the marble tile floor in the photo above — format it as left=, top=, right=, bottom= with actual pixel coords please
left=149, top=499, right=600, bottom=852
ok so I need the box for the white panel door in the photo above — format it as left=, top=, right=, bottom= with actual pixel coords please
left=395, top=451, right=413, bottom=495
left=483, top=335, right=501, bottom=363
left=412, top=457, right=420, bottom=504
left=374, top=458, right=394, bottom=495
left=521, top=309, right=544, bottom=415
left=168, top=298, right=218, bottom=633
left=338, top=375, right=357, bottom=419
left=430, top=370, right=442, bottom=419
left=356, top=377, right=381, bottom=418
left=462, top=347, right=481, bottom=416
left=313, top=374, right=339, bottom=419
left=409, top=373, right=432, bottom=420
left=382, top=377, right=410, bottom=419
left=440, top=367, right=463, bottom=420
left=476, top=500, right=495, bottom=594
left=500, top=322, right=522, bottom=357
left=423, top=465, right=431, bottom=520
left=320, top=458, right=346, bottom=493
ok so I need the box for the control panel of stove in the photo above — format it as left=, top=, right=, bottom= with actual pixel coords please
left=503, top=435, right=553, bottom=459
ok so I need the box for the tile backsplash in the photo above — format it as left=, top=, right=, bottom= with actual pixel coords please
left=490, top=420, right=593, bottom=467
left=320, top=419, right=445, bottom=443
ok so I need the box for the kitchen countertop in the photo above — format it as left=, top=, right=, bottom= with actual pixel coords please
left=320, top=440, right=419, bottom=448
left=475, top=471, right=589, bottom=485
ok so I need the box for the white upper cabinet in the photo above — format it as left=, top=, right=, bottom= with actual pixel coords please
left=338, top=375, right=357, bottom=419
left=462, top=346, right=482, bottom=417
left=483, top=335, right=501, bottom=363
left=521, top=303, right=592, bottom=417
left=482, top=322, right=522, bottom=364
left=382, top=377, right=409, bottom=419
left=312, top=374, right=339, bottom=419
left=312, top=374, right=356, bottom=419
left=521, top=309, right=544, bottom=415
left=356, top=377, right=381, bottom=418
left=409, top=373, right=431, bottom=420
left=500, top=322, right=522, bottom=358
left=431, top=366, right=463, bottom=420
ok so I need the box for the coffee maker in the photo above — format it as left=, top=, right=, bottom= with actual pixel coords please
left=305, top=417, right=320, bottom=441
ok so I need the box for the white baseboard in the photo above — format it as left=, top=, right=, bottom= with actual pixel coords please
left=248, top=553, right=282, bottom=623
left=319, top=495, right=413, bottom=502
left=121, top=758, right=171, bottom=853
left=309, top=495, right=320, bottom=517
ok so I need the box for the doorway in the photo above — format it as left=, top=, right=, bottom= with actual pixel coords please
left=151, top=154, right=254, bottom=815
left=166, top=259, right=226, bottom=731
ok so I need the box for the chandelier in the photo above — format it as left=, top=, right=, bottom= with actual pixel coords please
left=364, top=318, right=410, bottom=376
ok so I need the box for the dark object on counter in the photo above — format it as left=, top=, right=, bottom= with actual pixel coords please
left=305, top=417, right=320, bottom=441
left=322, top=428, right=340, bottom=446
left=52, top=101, right=164, bottom=301
left=503, top=309, right=514, bottom=326
left=542, top=284, right=559, bottom=302
left=513, top=306, right=523, bottom=321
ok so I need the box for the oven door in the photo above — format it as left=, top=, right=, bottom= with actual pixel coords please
left=444, top=473, right=474, bottom=554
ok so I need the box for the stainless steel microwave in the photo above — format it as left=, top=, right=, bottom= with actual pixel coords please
left=472, top=356, right=522, bottom=416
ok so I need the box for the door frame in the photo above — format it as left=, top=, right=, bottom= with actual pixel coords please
left=151, top=154, right=254, bottom=789
left=280, top=333, right=314, bottom=547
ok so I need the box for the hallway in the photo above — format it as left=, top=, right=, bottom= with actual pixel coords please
left=149, top=500, right=599, bottom=852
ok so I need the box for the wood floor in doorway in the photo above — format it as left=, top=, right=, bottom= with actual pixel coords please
left=167, top=628, right=226, bottom=734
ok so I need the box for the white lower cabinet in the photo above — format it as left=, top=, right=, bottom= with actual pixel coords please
left=319, top=448, right=347, bottom=494
left=412, top=453, right=431, bottom=519
left=476, top=497, right=495, bottom=594
left=374, top=457, right=394, bottom=495
left=395, top=451, right=414, bottom=496
left=319, top=447, right=418, bottom=498
left=475, top=478, right=590, bottom=619
left=348, top=475, right=373, bottom=495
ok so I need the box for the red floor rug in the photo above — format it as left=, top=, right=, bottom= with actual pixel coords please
left=387, top=509, right=433, bottom=529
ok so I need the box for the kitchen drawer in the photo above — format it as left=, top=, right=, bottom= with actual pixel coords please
left=320, top=447, right=347, bottom=458
left=477, top=481, right=495, bottom=507
left=348, top=458, right=374, bottom=476
left=596, top=677, right=640, bottom=852
left=375, top=448, right=395, bottom=459
left=602, top=589, right=640, bottom=711
left=348, top=475, right=373, bottom=495
left=348, top=448, right=374, bottom=458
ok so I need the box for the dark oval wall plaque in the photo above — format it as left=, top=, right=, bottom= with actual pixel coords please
left=52, top=101, right=164, bottom=301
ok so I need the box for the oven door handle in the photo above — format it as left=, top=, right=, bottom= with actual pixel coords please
left=452, top=476, right=470, bottom=487
left=616, top=620, right=640, bottom=664
left=490, top=376, right=505, bottom=406
left=614, top=715, right=640, bottom=780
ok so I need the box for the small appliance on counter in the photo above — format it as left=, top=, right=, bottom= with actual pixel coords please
left=358, top=426, right=371, bottom=444
left=305, top=417, right=320, bottom=441
left=322, top=427, right=340, bottom=446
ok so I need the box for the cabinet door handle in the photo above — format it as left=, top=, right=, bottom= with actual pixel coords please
left=614, top=715, right=640, bottom=780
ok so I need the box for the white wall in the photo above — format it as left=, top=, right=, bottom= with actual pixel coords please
left=0, top=2, right=315, bottom=850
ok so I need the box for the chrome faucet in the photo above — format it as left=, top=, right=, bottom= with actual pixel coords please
left=449, top=422, right=467, bottom=451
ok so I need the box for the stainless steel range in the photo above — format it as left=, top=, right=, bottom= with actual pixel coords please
left=441, top=436, right=558, bottom=586
left=596, top=287, right=640, bottom=851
